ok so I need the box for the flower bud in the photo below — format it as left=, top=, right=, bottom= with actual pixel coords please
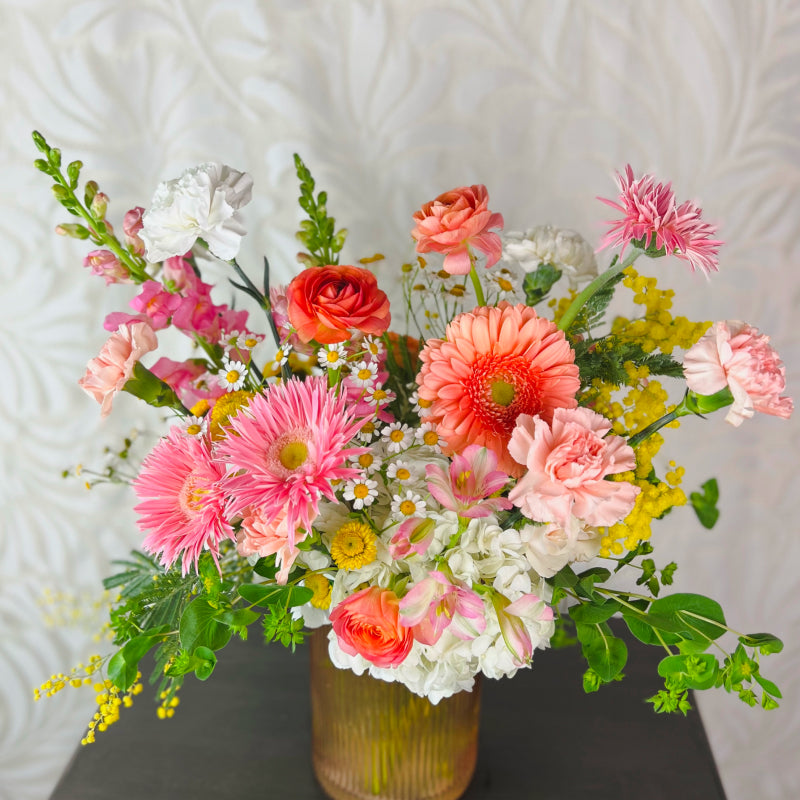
left=83, top=249, right=131, bottom=285
left=91, top=192, right=109, bottom=220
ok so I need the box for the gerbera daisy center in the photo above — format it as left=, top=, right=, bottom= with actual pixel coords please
left=279, top=440, right=309, bottom=470
left=491, top=379, right=516, bottom=407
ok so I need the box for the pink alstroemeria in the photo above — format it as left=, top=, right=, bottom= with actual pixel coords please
left=426, top=444, right=512, bottom=518
left=399, top=571, right=486, bottom=645
left=389, top=517, right=436, bottom=559
left=492, top=592, right=554, bottom=666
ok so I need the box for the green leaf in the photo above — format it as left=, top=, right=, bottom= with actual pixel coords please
left=649, top=593, right=727, bottom=643
left=252, top=558, right=279, bottom=580
left=239, top=582, right=313, bottom=609
left=762, top=694, right=780, bottom=710
left=107, top=628, right=169, bottom=691
left=192, top=646, right=217, bottom=681
left=622, top=610, right=686, bottom=646
left=123, top=361, right=187, bottom=412
left=738, top=632, right=784, bottom=655
left=658, top=653, right=719, bottom=690
left=568, top=599, right=620, bottom=624
left=690, top=478, right=720, bottom=529
left=582, top=668, right=602, bottom=693
left=753, top=672, right=782, bottom=700
left=522, top=263, right=562, bottom=305
left=551, top=564, right=579, bottom=589
left=575, top=622, right=627, bottom=682
left=179, top=598, right=233, bottom=653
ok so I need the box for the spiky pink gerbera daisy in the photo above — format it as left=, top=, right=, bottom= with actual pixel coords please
left=215, top=376, right=365, bottom=539
left=134, top=427, right=235, bottom=575
left=598, top=164, right=722, bottom=276
left=416, top=303, right=580, bottom=477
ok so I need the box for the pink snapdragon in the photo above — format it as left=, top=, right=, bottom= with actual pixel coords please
left=83, top=249, right=132, bottom=285
left=123, top=207, right=146, bottom=255
left=149, top=356, right=218, bottom=408
left=508, top=407, right=639, bottom=528
left=598, top=165, right=722, bottom=276
left=492, top=592, right=554, bottom=666
left=162, top=254, right=197, bottom=293
left=78, top=321, right=158, bottom=417
left=684, top=320, right=793, bottom=426
left=399, top=571, right=486, bottom=645
left=426, top=445, right=512, bottom=518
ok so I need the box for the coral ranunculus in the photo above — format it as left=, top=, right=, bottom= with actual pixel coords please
left=330, top=587, right=413, bottom=668
left=411, top=185, right=504, bottom=275
left=416, top=303, right=580, bottom=476
left=286, top=264, right=391, bottom=345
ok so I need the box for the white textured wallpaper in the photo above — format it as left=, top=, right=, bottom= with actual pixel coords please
left=1, top=2, right=798, bottom=798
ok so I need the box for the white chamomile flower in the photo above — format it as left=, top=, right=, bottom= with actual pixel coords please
left=382, top=422, right=413, bottom=453
left=409, top=390, right=433, bottom=417
left=415, top=422, right=445, bottom=452
left=367, top=384, right=396, bottom=406
left=317, top=343, right=346, bottom=371
left=357, top=420, right=379, bottom=443
left=489, top=267, right=521, bottom=298
left=351, top=360, right=378, bottom=388
left=349, top=450, right=383, bottom=474
left=343, top=477, right=379, bottom=510
left=221, top=329, right=241, bottom=348
left=236, top=331, right=265, bottom=351
left=391, top=491, right=427, bottom=519
left=386, top=459, right=418, bottom=487
left=363, top=336, right=384, bottom=360
left=219, top=358, right=248, bottom=392
left=182, top=416, right=208, bottom=438
left=271, top=344, right=292, bottom=368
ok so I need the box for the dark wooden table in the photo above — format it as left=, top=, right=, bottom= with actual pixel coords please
left=50, top=624, right=726, bottom=799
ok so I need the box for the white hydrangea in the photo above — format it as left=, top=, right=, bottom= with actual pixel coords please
left=141, top=162, right=253, bottom=262
left=502, top=225, right=597, bottom=288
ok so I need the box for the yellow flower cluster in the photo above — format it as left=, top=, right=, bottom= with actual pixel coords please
left=611, top=267, right=710, bottom=354
left=157, top=688, right=181, bottom=720
left=34, top=657, right=144, bottom=745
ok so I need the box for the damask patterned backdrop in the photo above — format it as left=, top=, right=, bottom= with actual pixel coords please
left=1, top=1, right=798, bottom=798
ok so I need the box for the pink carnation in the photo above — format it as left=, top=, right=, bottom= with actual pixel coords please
left=411, top=185, right=504, bottom=275
left=507, top=407, right=639, bottom=528
left=236, top=506, right=304, bottom=584
left=598, top=165, right=722, bottom=276
left=684, top=320, right=793, bottom=426
left=78, top=321, right=158, bottom=417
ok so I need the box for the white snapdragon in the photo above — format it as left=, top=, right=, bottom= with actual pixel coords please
left=502, top=225, right=597, bottom=288
left=141, top=162, right=253, bottom=262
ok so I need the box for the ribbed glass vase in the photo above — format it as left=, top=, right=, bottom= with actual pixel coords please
left=309, top=628, right=481, bottom=800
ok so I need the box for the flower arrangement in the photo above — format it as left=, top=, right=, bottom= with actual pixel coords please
left=31, top=131, right=791, bottom=743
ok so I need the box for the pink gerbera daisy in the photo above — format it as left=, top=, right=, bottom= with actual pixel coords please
left=215, top=376, right=365, bottom=538
left=598, top=164, right=722, bottom=276
left=416, top=303, right=580, bottom=477
left=133, top=427, right=235, bottom=575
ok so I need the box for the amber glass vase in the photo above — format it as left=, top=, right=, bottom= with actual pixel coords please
left=309, top=628, right=481, bottom=800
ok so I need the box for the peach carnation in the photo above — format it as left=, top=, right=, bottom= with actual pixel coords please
left=416, top=303, right=580, bottom=476
left=683, top=320, right=793, bottom=426
left=79, top=321, right=158, bottom=417
left=411, top=185, right=504, bottom=275
left=507, top=407, right=639, bottom=528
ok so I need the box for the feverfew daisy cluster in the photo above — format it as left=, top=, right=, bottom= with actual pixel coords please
left=33, top=129, right=792, bottom=738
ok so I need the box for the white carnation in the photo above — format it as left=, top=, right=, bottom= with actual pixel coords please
left=141, top=162, right=253, bottom=262
left=502, top=225, right=597, bottom=288
left=519, top=521, right=603, bottom=578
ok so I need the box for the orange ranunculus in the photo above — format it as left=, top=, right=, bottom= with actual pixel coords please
left=330, top=586, right=413, bottom=668
left=411, top=185, right=504, bottom=275
left=286, top=264, right=391, bottom=345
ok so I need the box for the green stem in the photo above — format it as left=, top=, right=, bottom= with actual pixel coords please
left=628, top=407, right=683, bottom=448
left=557, top=248, right=643, bottom=333
left=468, top=251, right=487, bottom=307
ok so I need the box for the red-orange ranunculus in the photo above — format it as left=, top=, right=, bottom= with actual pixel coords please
left=330, top=586, right=413, bottom=668
left=286, top=264, right=391, bottom=345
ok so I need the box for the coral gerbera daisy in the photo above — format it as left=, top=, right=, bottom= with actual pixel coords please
left=133, top=427, right=235, bottom=575
left=215, top=376, right=366, bottom=539
left=416, top=302, right=580, bottom=476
